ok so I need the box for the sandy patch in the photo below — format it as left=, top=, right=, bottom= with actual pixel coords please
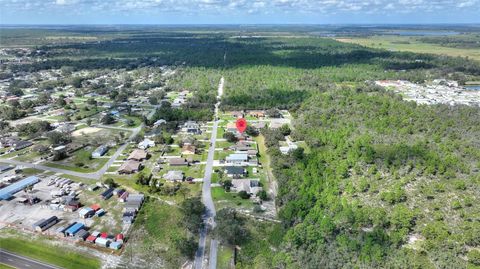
left=72, top=127, right=102, bottom=137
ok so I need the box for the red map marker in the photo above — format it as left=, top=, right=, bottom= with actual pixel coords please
left=236, top=118, right=247, bottom=133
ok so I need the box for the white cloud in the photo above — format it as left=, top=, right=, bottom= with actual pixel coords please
left=1, top=0, right=479, bottom=17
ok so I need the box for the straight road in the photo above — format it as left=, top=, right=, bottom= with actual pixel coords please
left=0, top=249, right=63, bottom=269
left=194, top=77, right=224, bottom=269
left=0, top=124, right=143, bottom=180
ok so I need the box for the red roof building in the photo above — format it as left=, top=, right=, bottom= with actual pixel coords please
left=116, top=234, right=124, bottom=241
left=100, top=232, right=108, bottom=239
left=86, top=235, right=97, bottom=243
left=91, top=204, right=101, bottom=211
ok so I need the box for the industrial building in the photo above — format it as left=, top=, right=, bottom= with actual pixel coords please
left=0, top=176, right=40, bottom=200
left=65, top=222, right=85, bottom=236
left=32, top=216, right=59, bottom=232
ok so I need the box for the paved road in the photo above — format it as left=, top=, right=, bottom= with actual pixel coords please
left=0, top=249, right=63, bottom=269
left=194, top=77, right=223, bottom=269
left=0, top=124, right=143, bottom=180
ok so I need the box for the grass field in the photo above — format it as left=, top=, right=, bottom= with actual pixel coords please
left=0, top=237, right=100, bottom=269
left=336, top=35, right=480, bottom=62
left=121, top=199, right=191, bottom=268
left=0, top=263, right=15, bottom=269
left=217, top=244, right=234, bottom=269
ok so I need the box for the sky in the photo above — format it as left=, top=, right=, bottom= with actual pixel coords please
left=0, top=0, right=479, bottom=25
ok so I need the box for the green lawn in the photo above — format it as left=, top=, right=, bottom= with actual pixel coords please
left=0, top=237, right=100, bottom=269
left=212, top=187, right=253, bottom=209
left=44, top=149, right=109, bottom=172
left=214, top=150, right=233, bottom=160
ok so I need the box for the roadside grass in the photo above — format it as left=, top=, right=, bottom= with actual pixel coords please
left=211, top=172, right=220, bottom=184
left=254, top=135, right=275, bottom=189
left=0, top=237, right=101, bottom=269
left=217, top=244, right=234, bottom=269
left=0, top=263, right=16, bottom=269
left=217, top=127, right=225, bottom=138
left=20, top=168, right=44, bottom=176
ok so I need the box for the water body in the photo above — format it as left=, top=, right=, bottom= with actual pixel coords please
left=465, top=85, right=480, bottom=91
left=390, top=31, right=460, bottom=36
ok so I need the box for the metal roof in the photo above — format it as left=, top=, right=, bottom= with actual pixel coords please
left=0, top=176, right=39, bottom=200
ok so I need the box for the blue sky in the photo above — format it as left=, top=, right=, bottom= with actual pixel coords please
left=0, top=0, right=479, bottom=24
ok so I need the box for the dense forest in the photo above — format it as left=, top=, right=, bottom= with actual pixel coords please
left=264, top=86, right=480, bottom=268
left=2, top=27, right=480, bottom=268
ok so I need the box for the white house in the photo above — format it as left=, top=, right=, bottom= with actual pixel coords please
left=138, top=139, right=155, bottom=150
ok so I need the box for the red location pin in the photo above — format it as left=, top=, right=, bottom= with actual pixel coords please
left=236, top=118, right=247, bottom=133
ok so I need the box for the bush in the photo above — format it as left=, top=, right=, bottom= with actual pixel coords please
left=238, top=191, right=251, bottom=199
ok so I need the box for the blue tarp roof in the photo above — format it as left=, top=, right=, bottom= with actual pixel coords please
left=0, top=176, right=39, bottom=200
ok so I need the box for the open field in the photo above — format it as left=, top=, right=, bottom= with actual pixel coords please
left=336, top=35, right=480, bottom=62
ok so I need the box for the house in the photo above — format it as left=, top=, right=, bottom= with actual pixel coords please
left=0, top=136, right=19, bottom=148
left=229, top=111, right=244, bottom=118
left=118, top=160, right=141, bottom=174
left=153, top=119, right=166, bottom=127
left=232, top=141, right=255, bottom=152
left=247, top=149, right=258, bottom=156
left=181, top=144, right=196, bottom=155
left=224, top=166, right=247, bottom=178
left=182, top=121, right=201, bottom=134
left=280, top=137, right=299, bottom=155
left=92, top=145, right=108, bottom=158
left=168, top=158, right=188, bottom=166
left=56, top=124, right=75, bottom=134
left=52, top=145, right=66, bottom=154
left=127, top=149, right=147, bottom=161
left=231, top=179, right=262, bottom=195
left=253, top=121, right=267, bottom=129
left=248, top=110, right=265, bottom=118
left=33, top=105, right=51, bottom=114
left=164, top=170, right=184, bottom=182
left=269, top=119, right=288, bottom=129
left=226, top=122, right=238, bottom=133
left=225, top=153, right=248, bottom=165
left=12, top=140, right=33, bottom=151
left=138, top=139, right=155, bottom=150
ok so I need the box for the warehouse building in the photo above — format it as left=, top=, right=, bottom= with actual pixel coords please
left=32, top=216, right=59, bottom=232
left=65, top=222, right=85, bottom=236
left=0, top=176, right=40, bottom=200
